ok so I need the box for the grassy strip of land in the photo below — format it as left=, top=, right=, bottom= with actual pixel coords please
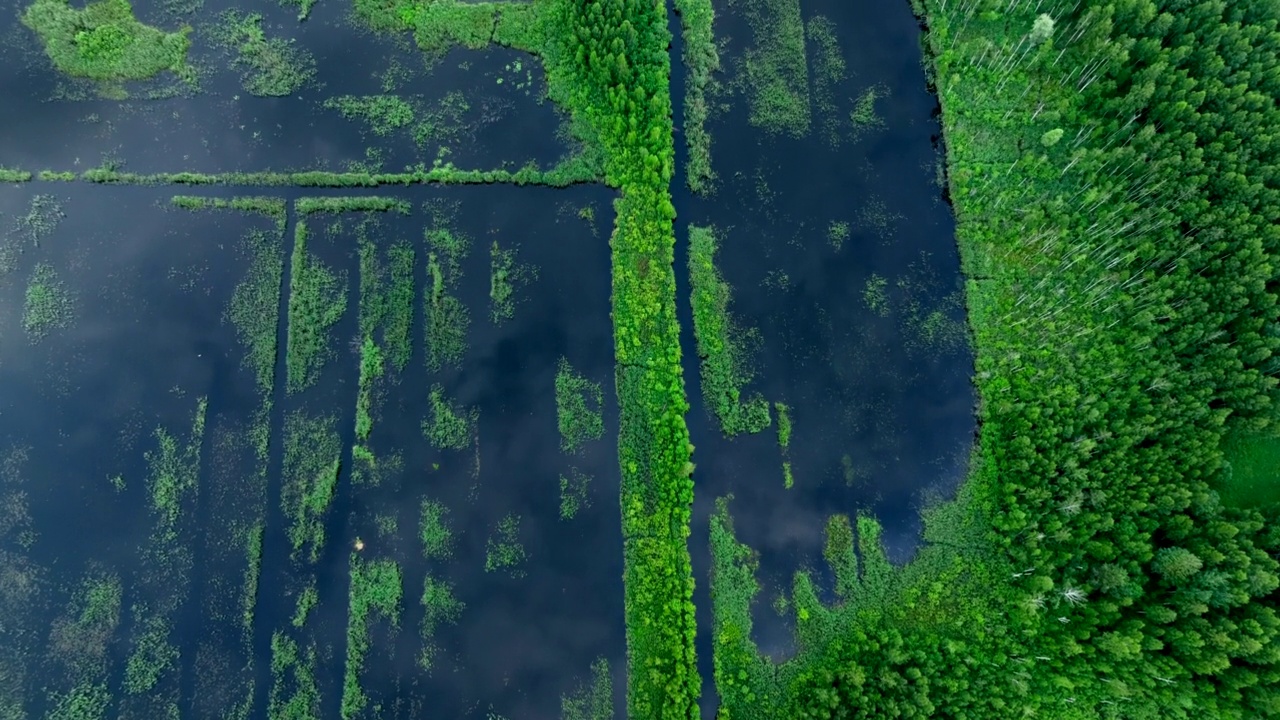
left=341, top=556, right=402, bottom=720
left=688, top=225, right=770, bottom=436
left=281, top=411, right=342, bottom=562
left=296, top=196, right=411, bottom=215
left=672, top=0, right=719, bottom=194
left=0, top=168, right=33, bottom=182
left=555, top=358, right=604, bottom=454
left=73, top=161, right=597, bottom=187
left=732, top=0, right=809, bottom=137
left=268, top=633, right=321, bottom=720
left=22, top=0, right=192, bottom=83
left=775, top=401, right=791, bottom=489
left=424, top=218, right=470, bottom=372
left=285, top=219, right=347, bottom=394
left=170, top=195, right=286, bottom=225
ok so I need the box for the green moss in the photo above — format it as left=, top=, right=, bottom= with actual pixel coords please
left=23, top=262, right=75, bottom=341
left=559, top=468, right=592, bottom=520
left=733, top=0, right=809, bottom=136
left=555, top=358, right=604, bottom=454
left=489, top=241, right=535, bottom=324
left=806, top=16, right=844, bottom=145
left=341, top=556, right=402, bottom=720
left=209, top=11, right=315, bottom=97
left=1220, top=430, right=1280, bottom=510
left=689, top=225, right=771, bottom=436
left=22, top=0, right=191, bottom=83
left=285, top=220, right=348, bottom=394
left=484, top=513, right=526, bottom=577
left=560, top=658, right=611, bottom=720
left=281, top=411, right=342, bottom=562
left=418, top=574, right=463, bottom=672
left=419, top=499, right=454, bottom=559
left=422, top=385, right=476, bottom=451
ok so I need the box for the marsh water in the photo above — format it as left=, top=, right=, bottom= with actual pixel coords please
left=0, top=0, right=971, bottom=718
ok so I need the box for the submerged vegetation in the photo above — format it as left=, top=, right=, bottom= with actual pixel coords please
left=209, top=10, right=316, bottom=97
left=22, top=262, right=75, bottom=341
left=484, top=513, right=526, bottom=578
left=22, top=0, right=192, bottom=83
left=849, top=83, right=887, bottom=140
left=489, top=240, right=534, bottom=324
left=342, top=556, right=402, bottom=720
left=226, top=226, right=286, bottom=391
left=285, top=219, right=347, bottom=394
left=732, top=0, right=809, bottom=136
left=423, top=385, right=476, bottom=451
left=282, top=411, right=342, bottom=562
left=688, top=225, right=770, bottom=436
left=805, top=16, right=845, bottom=146
left=418, top=574, right=463, bottom=672
left=554, top=358, right=604, bottom=454
left=559, top=468, right=592, bottom=520
left=424, top=216, right=471, bottom=371
left=419, top=498, right=454, bottom=560
left=561, top=658, right=612, bottom=720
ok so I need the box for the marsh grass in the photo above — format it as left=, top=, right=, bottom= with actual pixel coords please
left=419, top=499, right=453, bottom=559
left=422, top=385, right=476, bottom=451
left=729, top=0, right=810, bottom=136
left=23, top=262, right=75, bottom=341
left=424, top=217, right=471, bottom=371
left=559, top=468, right=592, bottom=520
left=209, top=11, right=316, bottom=97
left=849, top=84, right=888, bottom=140
left=806, top=16, right=845, bottom=146
left=484, top=513, right=525, bottom=577
left=342, top=556, right=402, bottom=720
left=554, top=358, right=604, bottom=454
left=489, top=240, right=535, bottom=324
left=561, top=658, right=611, bottom=720
left=281, top=411, right=342, bottom=562
left=285, top=220, right=348, bottom=394
left=418, top=574, right=463, bottom=672
left=268, top=632, right=320, bottom=720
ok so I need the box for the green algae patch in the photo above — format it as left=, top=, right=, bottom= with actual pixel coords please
left=22, top=0, right=191, bottom=83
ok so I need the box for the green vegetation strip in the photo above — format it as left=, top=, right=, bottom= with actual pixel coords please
left=688, top=225, right=770, bottom=436
left=281, top=411, right=341, bottom=562
left=71, top=163, right=596, bottom=187
left=672, top=0, right=719, bottom=194
left=733, top=0, right=809, bottom=136
left=285, top=219, right=347, bottom=394
left=296, top=196, right=411, bottom=214
left=341, top=556, right=402, bottom=720
left=424, top=216, right=471, bottom=371
left=0, top=168, right=33, bottom=182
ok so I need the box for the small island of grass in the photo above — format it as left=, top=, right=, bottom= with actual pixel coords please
left=22, top=0, right=191, bottom=83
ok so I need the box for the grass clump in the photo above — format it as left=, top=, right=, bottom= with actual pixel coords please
left=341, top=556, right=402, bottom=720
left=22, top=0, right=192, bottom=83
left=285, top=220, right=347, bottom=394
left=281, top=411, right=342, bottom=562
left=733, top=0, right=809, bottom=136
left=23, top=262, right=75, bottom=341
left=296, top=196, right=410, bottom=214
left=384, top=241, right=415, bottom=371
left=241, top=523, right=264, bottom=634
left=484, top=513, right=525, bottom=577
left=418, top=574, right=463, bottom=672
left=122, top=611, right=178, bottom=695
left=423, top=385, right=476, bottom=450
left=806, top=16, right=845, bottom=145
left=555, top=358, right=604, bottom=454
left=849, top=84, right=887, bottom=140
left=689, top=225, right=770, bottom=436
left=489, top=241, right=535, bottom=324
left=419, top=499, right=454, bottom=559
left=226, top=228, right=285, bottom=392
left=775, top=401, right=791, bottom=488
left=673, top=0, right=720, bottom=193
left=268, top=633, right=320, bottom=720
left=210, top=11, right=316, bottom=97
left=2, top=194, right=64, bottom=275
left=559, top=468, right=592, bottom=520
left=291, top=582, right=318, bottom=628
left=827, top=220, right=850, bottom=250
left=144, top=397, right=207, bottom=539
left=324, top=94, right=416, bottom=136
left=862, top=274, right=889, bottom=316
left=561, top=658, right=611, bottom=720
left=424, top=219, right=471, bottom=371
left=0, top=168, right=32, bottom=182
left=279, top=0, right=316, bottom=22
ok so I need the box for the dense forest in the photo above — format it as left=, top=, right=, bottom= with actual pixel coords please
left=707, top=0, right=1280, bottom=717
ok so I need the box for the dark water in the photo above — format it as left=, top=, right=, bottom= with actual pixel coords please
left=0, top=0, right=970, bottom=717
left=666, top=0, right=975, bottom=704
